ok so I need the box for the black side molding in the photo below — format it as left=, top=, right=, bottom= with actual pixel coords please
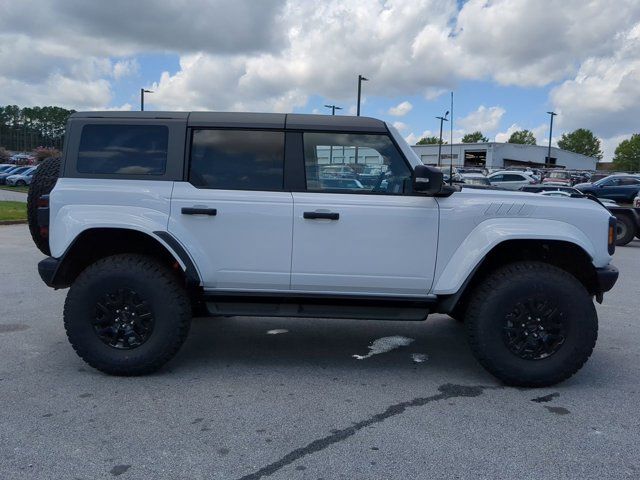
left=153, top=231, right=201, bottom=287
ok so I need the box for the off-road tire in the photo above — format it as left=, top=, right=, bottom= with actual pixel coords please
left=27, top=157, right=61, bottom=255
left=614, top=214, right=635, bottom=246
left=465, top=261, right=598, bottom=387
left=64, top=254, right=192, bottom=376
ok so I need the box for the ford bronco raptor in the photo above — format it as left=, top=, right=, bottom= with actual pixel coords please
left=29, top=112, right=619, bottom=386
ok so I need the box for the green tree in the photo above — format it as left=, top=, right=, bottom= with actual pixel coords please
left=507, top=130, right=537, bottom=145
left=612, top=134, right=640, bottom=171
left=416, top=136, right=447, bottom=145
left=557, top=128, right=603, bottom=159
left=461, top=131, right=489, bottom=143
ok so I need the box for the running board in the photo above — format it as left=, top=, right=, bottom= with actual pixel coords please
left=202, top=292, right=435, bottom=321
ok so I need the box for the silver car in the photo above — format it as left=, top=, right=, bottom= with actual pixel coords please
left=6, top=166, right=37, bottom=186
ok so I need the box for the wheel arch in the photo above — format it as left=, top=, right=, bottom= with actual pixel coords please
left=46, top=227, right=201, bottom=289
left=436, top=239, right=598, bottom=314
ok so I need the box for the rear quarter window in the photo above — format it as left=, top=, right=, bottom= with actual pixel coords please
left=77, top=124, right=168, bottom=175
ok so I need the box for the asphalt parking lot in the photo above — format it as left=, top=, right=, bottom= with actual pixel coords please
left=1, top=224, right=639, bottom=480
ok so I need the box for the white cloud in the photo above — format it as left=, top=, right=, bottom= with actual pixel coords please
left=551, top=23, right=640, bottom=138
left=405, top=130, right=435, bottom=145
left=601, top=134, right=632, bottom=162
left=392, top=121, right=408, bottom=131
left=0, top=0, right=637, bottom=143
left=113, top=59, right=139, bottom=80
left=458, top=105, right=505, bottom=133
left=388, top=101, right=413, bottom=116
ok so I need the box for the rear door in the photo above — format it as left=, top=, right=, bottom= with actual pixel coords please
left=169, top=127, right=293, bottom=291
left=290, top=131, right=439, bottom=296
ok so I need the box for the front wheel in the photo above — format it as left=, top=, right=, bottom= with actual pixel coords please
left=465, top=262, right=597, bottom=387
left=64, top=254, right=192, bottom=375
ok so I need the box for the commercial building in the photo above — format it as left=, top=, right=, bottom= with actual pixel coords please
left=411, top=142, right=598, bottom=170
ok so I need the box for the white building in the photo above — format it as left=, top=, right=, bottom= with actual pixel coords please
left=411, top=142, right=598, bottom=170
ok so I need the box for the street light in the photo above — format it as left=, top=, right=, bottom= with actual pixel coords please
left=324, top=104, right=343, bottom=115
left=436, top=111, right=449, bottom=167
left=356, top=75, right=369, bottom=116
left=547, top=111, right=557, bottom=166
left=140, top=89, right=153, bottom=111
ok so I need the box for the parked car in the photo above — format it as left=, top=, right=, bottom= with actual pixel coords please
left=0, top=164, right=16, bottom=173
left=487, top=170, right=537, bottom=190
left=0, top=165, right=32, bottom=184
left=30, top=111, right=619, bottom=387
left=575, top=174, right=640, bottom=204
left=461, top=173, right=491, bottom=186
left=526, top=186, right=635, bottom=244
left=6, top=166, right=37, bottom=186
left=543, top=170, right=573, bottom=186
left=358, top=165, right=388, bottom=187
left=634, top=194, right=640, bottom=209
left=319, top=165, right=357, bottom=179
left=319, top=178, right=365, bottom=190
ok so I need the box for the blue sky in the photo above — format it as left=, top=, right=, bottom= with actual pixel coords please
left=1, top=0, right=638, bottom=160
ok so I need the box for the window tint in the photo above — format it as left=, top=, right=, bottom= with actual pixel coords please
left=303, top=132, right=411, bottom=194
left=503, top=174, right=525, bottom=181
left=78, top=124, right=168, bottom=175
left=189, top=130, right=284, bottom=190
left=490, top=174, right=503, bottom=182
left=619, top=177, right=640, bottom=185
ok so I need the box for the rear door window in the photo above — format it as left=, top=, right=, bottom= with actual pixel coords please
left=189, top=129, right=284, bottom=191
left=77, top=124, right=168, bottom=175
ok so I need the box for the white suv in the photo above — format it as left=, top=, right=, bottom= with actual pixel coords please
left=28, top=112, right=619, bottom=386
left=488, top=170, right=538, bottom=190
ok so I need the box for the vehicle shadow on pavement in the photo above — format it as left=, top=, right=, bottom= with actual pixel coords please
left=170, top=313, right=488, bottom=379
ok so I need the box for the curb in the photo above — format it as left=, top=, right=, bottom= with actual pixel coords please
left=0, top=220, right=27, bottom=226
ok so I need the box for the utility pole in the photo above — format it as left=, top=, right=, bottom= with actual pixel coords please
left=436, top=111, right=449, bottom=167
left=141, top=89, right=153, bottom=111
left=547, top=111, right=557, bottom=165
left=356, top=75, right=368, bottom=116
left=324, top=104, right=342, bottom=115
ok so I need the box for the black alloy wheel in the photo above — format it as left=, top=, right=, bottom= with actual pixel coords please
left=503, top=298, right=566, bottom=360
left=93, top=288, right=154, bottom=349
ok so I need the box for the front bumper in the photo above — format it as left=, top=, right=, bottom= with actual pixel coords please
left=596, top=264, right=619, bottom=293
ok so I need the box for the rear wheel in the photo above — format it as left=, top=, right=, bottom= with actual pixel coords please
left=465, top=261, right=597, bottom=387
left=16, top=180, right=26, bottom=186
left=615, top=214, right=635, bottom=246
left=27, top=157, right=61, bottom=255
left=64, top=254, right=192, bottom=375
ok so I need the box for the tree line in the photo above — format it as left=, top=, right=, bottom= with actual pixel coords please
left=0, top=105, right=75, bottom=152
left=416, top=128, right=640, bottom=170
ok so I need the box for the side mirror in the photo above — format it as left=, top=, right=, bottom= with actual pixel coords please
left=412, top=165, right=444, bottom=195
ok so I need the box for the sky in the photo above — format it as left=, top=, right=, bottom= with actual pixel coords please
left=1, top=0, right=639, bottom=161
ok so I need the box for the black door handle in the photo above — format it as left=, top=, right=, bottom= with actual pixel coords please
left=303, top=211, right=339, bottom=220
left=181, top=207, right=217, bottom=216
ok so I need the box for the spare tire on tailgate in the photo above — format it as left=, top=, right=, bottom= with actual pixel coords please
left=27, top=157, right=61, bottom=256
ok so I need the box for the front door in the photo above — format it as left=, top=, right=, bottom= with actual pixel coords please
left=169, top=129, right=293, bottom=291
left=290, top=132, right=439, bottom=296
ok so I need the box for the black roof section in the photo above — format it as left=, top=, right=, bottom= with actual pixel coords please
left=70, top=111, right=387, bottom=132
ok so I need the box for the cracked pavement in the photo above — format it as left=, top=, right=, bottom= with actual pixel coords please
left=1, top=224, right=639, bottom=479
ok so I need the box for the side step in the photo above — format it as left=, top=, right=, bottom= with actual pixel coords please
left=202, top=292, right=435, bottom=321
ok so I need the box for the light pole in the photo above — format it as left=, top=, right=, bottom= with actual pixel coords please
left=356, top=75, right=368, bottom=116
left=324, top=104, right=343, bottom=115
left=547, top=111, right=557, bottom=165
left=436, top=111, right=449, bottom=168
left=141, top=89, right=153, bottom=111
